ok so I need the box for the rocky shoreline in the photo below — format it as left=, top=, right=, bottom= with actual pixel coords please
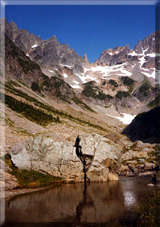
left=4, top=185, right=55, bottom=201
left=3, top=171, right=158, bottom=203
left=2, top=133, right=160, bottom=203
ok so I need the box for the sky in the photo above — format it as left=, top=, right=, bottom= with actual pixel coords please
left=6, top=5, right=156, bottom=62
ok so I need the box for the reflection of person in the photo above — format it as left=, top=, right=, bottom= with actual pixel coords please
left=73, top=184, right=94, bottom=226
left=152, top=173, right=157, bottom=184
left=74, top=135, right=82, bottom=157
left=155, top=164, right=159, bottom=172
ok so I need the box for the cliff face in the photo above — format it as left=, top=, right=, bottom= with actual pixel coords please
left=5, top=35, right=76, bottom=101
left=5, top=20, right=85, bottom=74
left=9, top=134, right=121, bottom=182
left=123, top=107, right=160, bottom=143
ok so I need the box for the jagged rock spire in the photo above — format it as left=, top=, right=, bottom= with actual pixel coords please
left=83, top=53, right=89, bottom=65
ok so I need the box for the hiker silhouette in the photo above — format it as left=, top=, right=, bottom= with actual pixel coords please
left=74, top=135, right=82, bottom=157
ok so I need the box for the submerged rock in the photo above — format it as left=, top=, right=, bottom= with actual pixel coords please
left=108, top=172, right=119, bottom=181
left=9, top=134, right=121, bottom=183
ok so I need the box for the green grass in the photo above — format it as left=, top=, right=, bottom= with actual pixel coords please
left=72, top=97, right=95, bottom=112
left=5, top=118, right=33, bottom=136
left=42, top=76, right=72, bottom=103
left=5, top=83, right=111, bottom=132
left=5, top=154, right=62, bottom=188
left=82, top=81, right=113, bottom=101
left=1, top=92, right=60, bottom=126
left=12, top=169, right=62, bottom=188
left=5, top=81, right=43, bottom=104
left=4, top=82, right=119, bottom=135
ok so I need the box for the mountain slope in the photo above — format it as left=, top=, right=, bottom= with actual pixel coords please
left=122, top=107, right=160, bottom=143
left=4, top=19, right=159, bottom=122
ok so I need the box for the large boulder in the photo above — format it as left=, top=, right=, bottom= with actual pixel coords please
left=9, top=134, right=121, bottom=182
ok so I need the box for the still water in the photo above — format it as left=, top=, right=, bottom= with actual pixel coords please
left=3, top=176, right=156, bottom=227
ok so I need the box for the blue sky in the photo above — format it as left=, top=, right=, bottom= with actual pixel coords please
left=6, top=5, right=155, bottom=62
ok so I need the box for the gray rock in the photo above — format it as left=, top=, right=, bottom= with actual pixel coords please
left=9, top=134, right=120, bottom=182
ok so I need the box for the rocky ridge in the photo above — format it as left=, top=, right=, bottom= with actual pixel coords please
left=4, top=19, right=159, bottom=116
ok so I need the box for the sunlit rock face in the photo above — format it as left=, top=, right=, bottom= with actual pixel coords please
left=9, top=134, right=121, bottom=182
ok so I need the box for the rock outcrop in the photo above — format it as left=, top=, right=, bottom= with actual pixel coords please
left=122, top=107, right=160, bottom=143
left=9, top=134, right=121, bottom=182
left=119, top=140, right=157, bottom=176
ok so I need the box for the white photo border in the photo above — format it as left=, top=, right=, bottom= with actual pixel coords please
left=0, top=0, right=159, bottom=225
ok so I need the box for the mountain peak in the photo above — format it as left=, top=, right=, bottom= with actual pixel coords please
left=48, top=35, right=58, bottom=43
left=9, top=21, right=18, bottom=31
left=83, top=53, right=89, bottom=65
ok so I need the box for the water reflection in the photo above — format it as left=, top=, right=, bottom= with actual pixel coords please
left=4, top=176, right=154, bottom=226
left=73, top=183, right=94, bottom=226
left=124, top=191, right=136, bottom=207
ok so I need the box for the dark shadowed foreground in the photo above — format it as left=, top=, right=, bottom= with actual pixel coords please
left=3, top=176, right=158, bottom=227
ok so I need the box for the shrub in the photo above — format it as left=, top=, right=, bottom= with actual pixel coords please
left=31, top=81, right=41, bottom=93
left=120, top=76, right=135, bottom=87
left=116, top=91, right=130, bottom=99
left=3, top=93, right=56, bottom=126
left=108, top=79, right=118, bottom=87
left=82, top=82, right=113, bottom=101
left=148, top=95, right=160, bottom=108
left=18, top=57, right=40, bottom=74
left=139, top=81, right=152, bottom=96
left=72, top=97, right=95, bottom=112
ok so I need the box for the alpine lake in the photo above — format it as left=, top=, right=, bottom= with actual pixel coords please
left=3, top=175, right=160, bottom=227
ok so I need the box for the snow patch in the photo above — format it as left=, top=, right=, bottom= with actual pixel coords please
left=32, top=44, right=38, bottom=48
left=147, top=53, right=155, bottom=57
left=115, top=113, right=136, bottom=125
left=48, top=70, right=54, bottom=73
left=73, top=80, right=80, bottom=84
left=63, top=73, right=68, bottom=78
left=142, top=70, right=155, bottom=78
left=60, top=64, right=73, bottom=69
left=106, top=113, right=135, bottom=124
left=119, top=68, right=132, bottom=76
left=71, top=84, right=81, bottom=89
left=128, top=51, right=137, bottom=56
